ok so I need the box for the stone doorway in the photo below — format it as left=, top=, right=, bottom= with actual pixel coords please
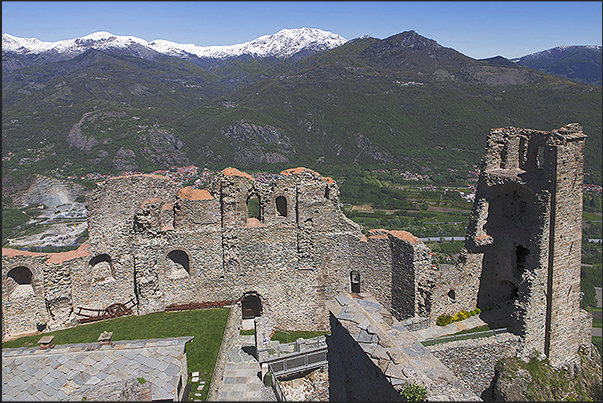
left=241, top=292, right=262, bottom=319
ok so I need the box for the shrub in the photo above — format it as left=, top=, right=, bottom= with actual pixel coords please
left=475, top=308, right=481, bottom=314
left=436, top=314, right=453, bottom=326
left=400, top=381, right=428, bottom=401
left=470, top=309, right=476, bottom=316
left=263, top=371, right=272, bottom=387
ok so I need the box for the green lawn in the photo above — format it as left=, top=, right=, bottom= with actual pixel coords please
left=2, top=308, right=230, bottom=401
left=593, top=336, right=602, bottom=356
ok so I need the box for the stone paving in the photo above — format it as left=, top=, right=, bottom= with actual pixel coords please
left=2, top=336, right=192, bottom=401
left=215, top=334, right=276, bottom=401
left=414, top=300, right=514, bottom=341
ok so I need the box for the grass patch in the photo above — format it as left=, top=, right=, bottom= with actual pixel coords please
left=495, top=353, right=602, bottom=401
left=593, top=318, right=602, bottom=328
left=593, top=336, right=602, bottom=356
left=240, top=329, right=255, bottom=336
left=422, top=323, right=508, bottom=346
left=2, top=308, right=230, bottom=401
left=448, top=323, right=505, bottom=336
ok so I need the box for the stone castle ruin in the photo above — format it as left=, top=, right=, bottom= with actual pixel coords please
left=2, top=124, right=592, bottom=372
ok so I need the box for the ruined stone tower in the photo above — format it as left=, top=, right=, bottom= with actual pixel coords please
left=462, top=123, right=588, bottom=367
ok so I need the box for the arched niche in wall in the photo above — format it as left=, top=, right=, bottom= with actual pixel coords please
left=241, top=291, right=262, bottom=319
left=447, top=289, right=456, bottom=301
left=275, top=196, right=288, bottom=217
left=89, top=254, right=115, bottom=285
left=166, top=249, right=190, bottom=279
left=7, top=266, right=34, bottom=297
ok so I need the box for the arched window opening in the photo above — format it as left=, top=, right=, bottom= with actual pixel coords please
left=447, top=289, right=456, bottom=301
left=8, top=266, right=32, bottom=285
left=247, top=194, right=261, bottom=219
left=241, top=291, right=262, bottom=319
left=350, top=271, right=360, bottom=293
left=167, top=250, right=190, bottom=275
left=89, top=254, right=114, bottom=283
left=275, top=196, right=288, bottom=217
left=536, top=146, right=545, bottom=169
left=89, top=254, right=112, bottom=267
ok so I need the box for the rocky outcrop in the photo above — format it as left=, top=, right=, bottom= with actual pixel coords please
left=13, top=175, right=87, bottom=210
left=488, top=348, right=602, bottom=401
left=355, top=133, right=391, bottom=163
left=112, top=147, right=138, bottom=171
left=223, top=120, right=294, bottom=165
left=67, top=111, right=127, bottom=151
left=140, top=127, right=190, bottom=167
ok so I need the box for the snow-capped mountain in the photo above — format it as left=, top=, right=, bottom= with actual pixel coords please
left=2, top=27, right=348, bottom=60
left=512, top=45, right=602, bottom=85
left=511, top=45, right=602, bottom=63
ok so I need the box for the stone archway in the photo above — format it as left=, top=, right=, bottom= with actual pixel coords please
left=241, top=291, right=262, bottom=319
left=7, top=266, right=32, bottom=285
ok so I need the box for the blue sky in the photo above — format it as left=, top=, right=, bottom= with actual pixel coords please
left=2, top=1, right=602, bottom=59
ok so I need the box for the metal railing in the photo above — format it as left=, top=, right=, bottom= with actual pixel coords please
left=404, top=317, right=430, bottom=331
left=257, top=335, right=327, bottom=361
left=267, top=365, right=286, bottom=401
left=264, top=347, right=328, bottom=378
left=421, top=327, right=508, bottom=346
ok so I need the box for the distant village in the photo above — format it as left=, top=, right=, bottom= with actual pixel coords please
left=4, top=146, right=601, bottom=197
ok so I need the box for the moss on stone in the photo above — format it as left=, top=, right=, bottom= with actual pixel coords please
left=492, top=350, right=602, bottom=401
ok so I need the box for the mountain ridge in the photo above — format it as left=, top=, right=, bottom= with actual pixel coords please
left=512, top=45, right=602, bottom=85
left=2, top=28, right=348, bottom=61
left=2, top=29, right=601, bottom=189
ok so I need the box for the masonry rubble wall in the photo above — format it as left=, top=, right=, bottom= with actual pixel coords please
left=86, top=174, right=182, bottom=253
left=428, top=333, right=522, bottom=398
left=326, top=292, right=480, bottom=401
left=1, top=124, right=590, bottom=373
left=2, top=254, right=48, bottom=336
left=431, top=124, right=589, bottom=369
left=207, top=303, right=241, bottom=401
left=3, top=167, right=436, bottom=337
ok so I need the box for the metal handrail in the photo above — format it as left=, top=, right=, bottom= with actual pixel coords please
left=406, top=317, right=430, bottom=331
left=267, top=364, right=286, bottom=401
left=422, top=327, right=508, bottom=346
left=265, top=347, right=328, bottom=378
left=257, top=335, right=327, bottom=361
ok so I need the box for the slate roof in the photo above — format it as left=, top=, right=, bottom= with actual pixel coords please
left=2, top=336, right=193, bottom=401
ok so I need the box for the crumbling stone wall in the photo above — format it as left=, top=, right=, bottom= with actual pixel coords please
left=86, top=174, right=181, bottom=252
left=1, top=244, right=91, bottom=336
left=2, top=254, right=48, bottom=335
left=428, top=333, right=521, bottom=398
left=4, top=166, right=436, bottom=337
left=440, top=124, right=589, bottom=369
left=326, top=292, right=479, bottom=401
left=2, top=123, right=588, bottom=374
